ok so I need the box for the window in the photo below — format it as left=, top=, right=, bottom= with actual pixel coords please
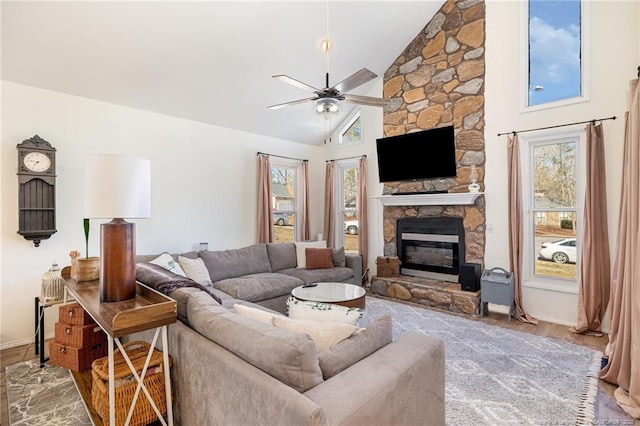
left=521, top=128, right=585, bottom=291
left=271, top=159, right=301, bottom=243
left=523, top=0, right=588, bottom=110
left=338, top=113, right=362, bottom=145
left=334, top=160, right=359, bottom=253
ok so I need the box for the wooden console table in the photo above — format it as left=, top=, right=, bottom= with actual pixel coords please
left=62, top=273, right=177, bottom=426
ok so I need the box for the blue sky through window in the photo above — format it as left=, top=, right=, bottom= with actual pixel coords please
left=528, top=0, right=581, bottom=106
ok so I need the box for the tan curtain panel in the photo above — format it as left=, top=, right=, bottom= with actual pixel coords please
left=507, top=134, right=537, bottom=324
left=599, top=78, right=640, bottom=419
left=323, top=161, right=335, bottom=248
left=300, top=160, right=311, bottom=241
left=571, top=123, right=610, bottom=335
left=357, top=157, right=368, bottom=280
left=256, top=154, right=273, bottom=243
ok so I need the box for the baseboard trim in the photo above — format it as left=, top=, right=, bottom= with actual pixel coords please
left=0, top=332, right=54, bottom=351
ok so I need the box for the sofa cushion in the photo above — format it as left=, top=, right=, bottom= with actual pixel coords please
left=305, top=248, right=334, bottom=270
left=317, top=314, right=393, bottom=379
left=136, top=262, right=222, bottom=304
left=278, top=267, right=354, bottom=284
left=200, top=244, right=272, bottom=283
left=213, top=272, right=303, bottom=302
left=150, top=252, right=187, bottom=276
left=178, top=255, right=213, bottom=286
left=294, top=241, right=327, bottom=268
left=266, top=242, right=297, bottom=271
left=167, top=287, right=200, bottom=324
left=233, top=303, right=284, bottom=324
left=332, top=247, right=346, bottom=268
left=187, top=291, right=324, bottom=393
left=286, top=296, right=363, bottom=326
left=272, top=316, right=360, bottom=353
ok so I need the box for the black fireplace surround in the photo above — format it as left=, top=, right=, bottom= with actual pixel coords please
left=396, top=217, right=465, bottom=281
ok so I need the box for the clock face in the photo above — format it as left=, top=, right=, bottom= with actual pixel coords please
left=23, top=152, right=51, bottom=173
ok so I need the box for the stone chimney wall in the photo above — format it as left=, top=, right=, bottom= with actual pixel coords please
left=381, top=0, right=486, bottom=266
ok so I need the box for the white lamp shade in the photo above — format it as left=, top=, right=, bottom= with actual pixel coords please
left=84, top=155, right=151, bottom=219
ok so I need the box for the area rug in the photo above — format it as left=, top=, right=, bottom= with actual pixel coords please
left=364, top=296, right=601, bottom=425
left=5, top=360, right=92, bottom=425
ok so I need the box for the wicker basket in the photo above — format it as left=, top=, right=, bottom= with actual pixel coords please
left=59, top=303, right=95, bottom=326
left=54, top=322, right=106, bottom=347
left=91, top=341, right=171, bottom=426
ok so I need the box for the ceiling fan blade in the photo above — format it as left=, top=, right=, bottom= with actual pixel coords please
left=273, top=75, right=320, bottom=93
left=267, top=97, right=316, bottom=110
left=332, top=68, right=377, bottom=94
left=343, top=94, right=390, bottom=108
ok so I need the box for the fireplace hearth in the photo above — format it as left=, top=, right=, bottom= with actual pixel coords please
left=396, top=217, right=465, bottom=282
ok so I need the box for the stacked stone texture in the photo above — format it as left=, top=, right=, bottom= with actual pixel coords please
left=382, top=0, right=486, bottom=266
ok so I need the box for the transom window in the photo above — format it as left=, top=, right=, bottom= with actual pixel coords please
left=523, top=0, right=588, bottom=110
left=338, top=112, right=362, bottom=145
left=270, top=160, right=300, bottom=243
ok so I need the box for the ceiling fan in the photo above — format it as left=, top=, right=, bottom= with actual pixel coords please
left=267, top=69, right=390, bottom=113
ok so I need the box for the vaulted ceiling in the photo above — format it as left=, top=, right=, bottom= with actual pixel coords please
left=2, top=1, right=444, bottom=145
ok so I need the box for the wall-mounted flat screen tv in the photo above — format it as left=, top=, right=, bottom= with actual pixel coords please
left=376, top=126, right=456, bottom=183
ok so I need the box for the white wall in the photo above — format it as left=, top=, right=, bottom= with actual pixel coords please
left=484, top=1, right=639, bottom=325
left=0, top=81, right=325, bottom=348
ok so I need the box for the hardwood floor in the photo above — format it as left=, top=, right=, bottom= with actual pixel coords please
left=0, top=305, right=621, bottom=425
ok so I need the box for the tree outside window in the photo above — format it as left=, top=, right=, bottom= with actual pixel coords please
left=271, top=164, right=297, bottom=243
left=339, top=113, right=362, bottom=145
left=531, top=140, right=578, bottom=280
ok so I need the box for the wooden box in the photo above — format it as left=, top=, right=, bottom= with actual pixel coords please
left=54, top=322, right=106, bottom=347
left=59, top=302, right=95, bottom=326
left=376, top=256, right=401, bottom=277
left=49, top=340, right=107, bottom=372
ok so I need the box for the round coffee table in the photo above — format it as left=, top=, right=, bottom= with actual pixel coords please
left=291, top=282, right=366, bottom=309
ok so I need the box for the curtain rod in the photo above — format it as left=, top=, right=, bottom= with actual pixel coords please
left=257, top=152, right=307, bottom=162
left=326, top=155, right=367, bottom=163
left=497, top=116, right=616, bottom=137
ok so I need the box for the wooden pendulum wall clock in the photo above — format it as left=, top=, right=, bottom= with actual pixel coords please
left=16, top=135, right=57, bottom=247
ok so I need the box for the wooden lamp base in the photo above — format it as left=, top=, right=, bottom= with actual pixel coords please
left=100, top=218, right=137, bottom=302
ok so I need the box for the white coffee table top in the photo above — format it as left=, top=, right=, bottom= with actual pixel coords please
left=291, top=282, right=366, bottom=304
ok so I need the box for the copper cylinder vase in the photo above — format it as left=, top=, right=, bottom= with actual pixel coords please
left=100, top=218, right=137, bottom=302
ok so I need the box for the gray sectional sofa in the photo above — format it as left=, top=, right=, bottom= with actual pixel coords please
left=139, top=242, right=362, bottom=315
left=133, top=242, right=446, bottom=426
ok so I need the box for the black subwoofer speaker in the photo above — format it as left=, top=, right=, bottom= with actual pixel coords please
left=459, top=263, right=481, bottom=292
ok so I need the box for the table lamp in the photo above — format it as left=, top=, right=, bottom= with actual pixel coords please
left=84, top=155, right=151, bottom=302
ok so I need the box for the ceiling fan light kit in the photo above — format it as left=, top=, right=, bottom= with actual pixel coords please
left=315, top=97, right=339, bottom=114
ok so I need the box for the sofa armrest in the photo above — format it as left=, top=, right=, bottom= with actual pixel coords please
left=131, top=321, right=329, bottom=426
left=345, top=253, right=362, bottom=285
left=303, top=332, right=445, bottom=426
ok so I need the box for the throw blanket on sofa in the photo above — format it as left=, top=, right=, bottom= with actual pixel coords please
left=136, top=262, right=222, bottom=304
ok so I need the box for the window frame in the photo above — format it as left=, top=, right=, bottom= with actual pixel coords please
left=519, top=126, right=586, bottom=294
left=270, top=157, right=303, bottom=242
left=520, top=0, right=590, bottom=112
left=333, top=159, right=359, bottom=250
left=338, top=111, right=364, bottom=146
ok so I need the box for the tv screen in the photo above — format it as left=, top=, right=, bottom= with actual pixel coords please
left=376, top=126, right=456, bottom=183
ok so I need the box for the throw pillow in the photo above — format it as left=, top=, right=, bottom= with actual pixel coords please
left=234, top=303, right=283, bottom=324
left=286, top=296, right=363, bottom=326
left=294, top=240, right=326, bottom=268
left=272, top=316, right=360, bottom=352
left=332, top=247, right=346, bottom=267
left=178, top=255, right=213, bottom=286
left=135, top=262, right=222, bottom=304
left=318, top=314, right=393, bottom=379
left=305, top=248, right=334, bottom=270
left=150, top=253, right=187, bottom=277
